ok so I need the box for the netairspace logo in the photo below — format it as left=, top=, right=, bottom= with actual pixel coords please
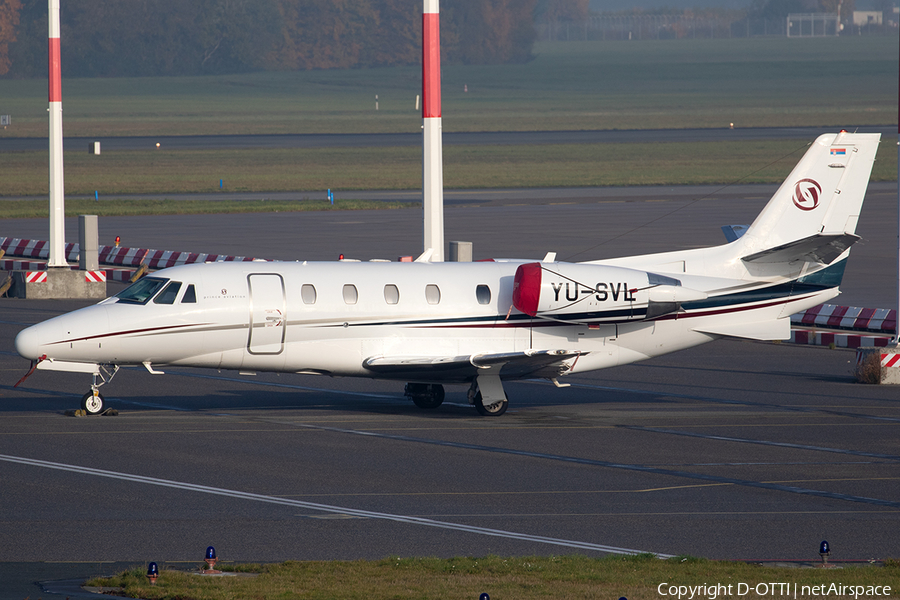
left=658, top=583, right=893, bottom=600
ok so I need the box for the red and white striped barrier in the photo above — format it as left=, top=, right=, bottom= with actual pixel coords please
left=144, top=250, right=256, bottom=269
left=791, top=303, right=896, bottom=336
left=0, top=237, right=78, bottom=262
left=790, top=330, right=891, bottom=348
left=1, top=262, right=135, bottom=283
left=1, top=237, right=268, bottom=298
left=105, top=269, right=139, bottom=283
left=0, top=260, right=48, bottom=271
left=0, top=238, right=46, bottom=258
left=98, top=245, right=149, bottom=267
left=25, top=271, right=47, bottom=283
left=1, top=237, right=260, bottom=271
left=854, top=347, right=900, bottom=384
left=881, top=353, right=900, bottom=368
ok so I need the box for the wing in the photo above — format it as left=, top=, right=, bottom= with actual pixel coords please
left=363, top=349, right=581, bottom=382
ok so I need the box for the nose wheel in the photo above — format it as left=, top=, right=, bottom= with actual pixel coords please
left=81, top=390, right=105, bottom=415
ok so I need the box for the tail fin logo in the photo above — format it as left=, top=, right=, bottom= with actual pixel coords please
left=792, top=178, right=821, bottom=211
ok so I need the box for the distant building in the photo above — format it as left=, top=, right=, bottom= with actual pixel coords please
left=852, top=10, right=883, bottom=25
left=786, top=13, right=839, bottom=36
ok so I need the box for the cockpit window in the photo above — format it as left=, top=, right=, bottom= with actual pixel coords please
left=154, top=281, right=182, bottom=305
left=115, top=277, right=168, bottom=305
left=181, top=284, right=197, bottom=303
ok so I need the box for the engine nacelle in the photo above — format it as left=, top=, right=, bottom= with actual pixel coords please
left=512, top=262, right=707, bottom=323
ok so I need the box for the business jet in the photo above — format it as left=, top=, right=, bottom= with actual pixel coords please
left=15, top=132, right=880, bottom=416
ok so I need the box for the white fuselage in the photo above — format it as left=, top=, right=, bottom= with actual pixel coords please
left=14, top=257, right=838, bottom=384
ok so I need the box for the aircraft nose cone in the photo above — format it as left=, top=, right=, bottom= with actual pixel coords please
left=14, top=324, right=46, bottom=360
left=15, top=318, right=64, bottom=361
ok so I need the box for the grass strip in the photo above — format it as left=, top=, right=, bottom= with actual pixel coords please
left=86, top=554, right=900, bottom=600
left=0, top=38, right=896, bottom=137
left=0, top=198, right=415, bottom=219
left=2, top=141, right=896, bottom=203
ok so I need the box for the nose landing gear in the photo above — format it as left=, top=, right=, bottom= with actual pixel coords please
left=81, top=364, right=119, bottom=415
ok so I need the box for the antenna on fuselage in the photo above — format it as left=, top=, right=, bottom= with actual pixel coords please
left=422, top=0, right=444, bottom=262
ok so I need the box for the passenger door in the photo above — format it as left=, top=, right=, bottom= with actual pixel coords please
left=247, top=274, right=285, bottom=355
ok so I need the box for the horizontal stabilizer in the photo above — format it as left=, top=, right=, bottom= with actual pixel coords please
left=693, top=318, right=790, bottom=341
left=721, top=225, right=749, bottom=243
left=741, top=233, right=859, bottom=265
left=364, top=349, right=579, bottom=381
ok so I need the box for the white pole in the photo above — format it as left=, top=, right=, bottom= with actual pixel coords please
left=894, top=79, right=899, bottom=346
left=47, top=0, right=67, bottom=268
left=422, top=0, right=444, bottom=262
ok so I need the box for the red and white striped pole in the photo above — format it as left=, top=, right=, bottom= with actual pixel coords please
left=47, top=0, right=67, bottom=268
left=422, top=0, right=444, bottom=262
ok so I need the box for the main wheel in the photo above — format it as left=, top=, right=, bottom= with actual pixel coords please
left=473, top=391, right=508, bottom=416
left=409, top=384, right=445, bottom=409
left=81, top=390, right=105, bottom=415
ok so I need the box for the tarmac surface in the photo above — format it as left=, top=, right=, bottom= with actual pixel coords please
left=0, top=181, right=898, bottom=597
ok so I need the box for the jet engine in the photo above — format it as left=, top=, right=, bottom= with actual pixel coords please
left=511, top=262, right=707, bottom=323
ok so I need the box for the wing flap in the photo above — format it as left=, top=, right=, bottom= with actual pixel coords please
left=364, top=349, right=580, bottom=381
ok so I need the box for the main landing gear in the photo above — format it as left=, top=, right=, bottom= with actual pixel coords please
left=405, top=375, right=510, bottom=417
left=468, top=375, right=508, bottom=417
left=404, top=383, right=445, bottom=409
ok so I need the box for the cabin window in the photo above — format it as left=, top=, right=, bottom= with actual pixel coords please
left=384, top=284, right=400, bottom=305
left=153, top=281, right=182, bottom=305
left=116, top=277, right=168, bottom=305
left=476, top=284, right=491, bottom=305
left=425, top=284, right=441, bottom=305
left=301, top=284, right=317, bottom=304
left=181, top=284, right=197, bottom=304
left=343, top=284, right=358, bottom=305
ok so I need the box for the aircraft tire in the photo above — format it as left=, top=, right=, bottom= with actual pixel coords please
left=81, top=391, right=105, bottom=415
left=473, top=391, right=508, bottom=417
left=410, top=384, right=444, bottom=409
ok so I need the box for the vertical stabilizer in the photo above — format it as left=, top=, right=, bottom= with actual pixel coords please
left=738, top=132, right=880, bottom=260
